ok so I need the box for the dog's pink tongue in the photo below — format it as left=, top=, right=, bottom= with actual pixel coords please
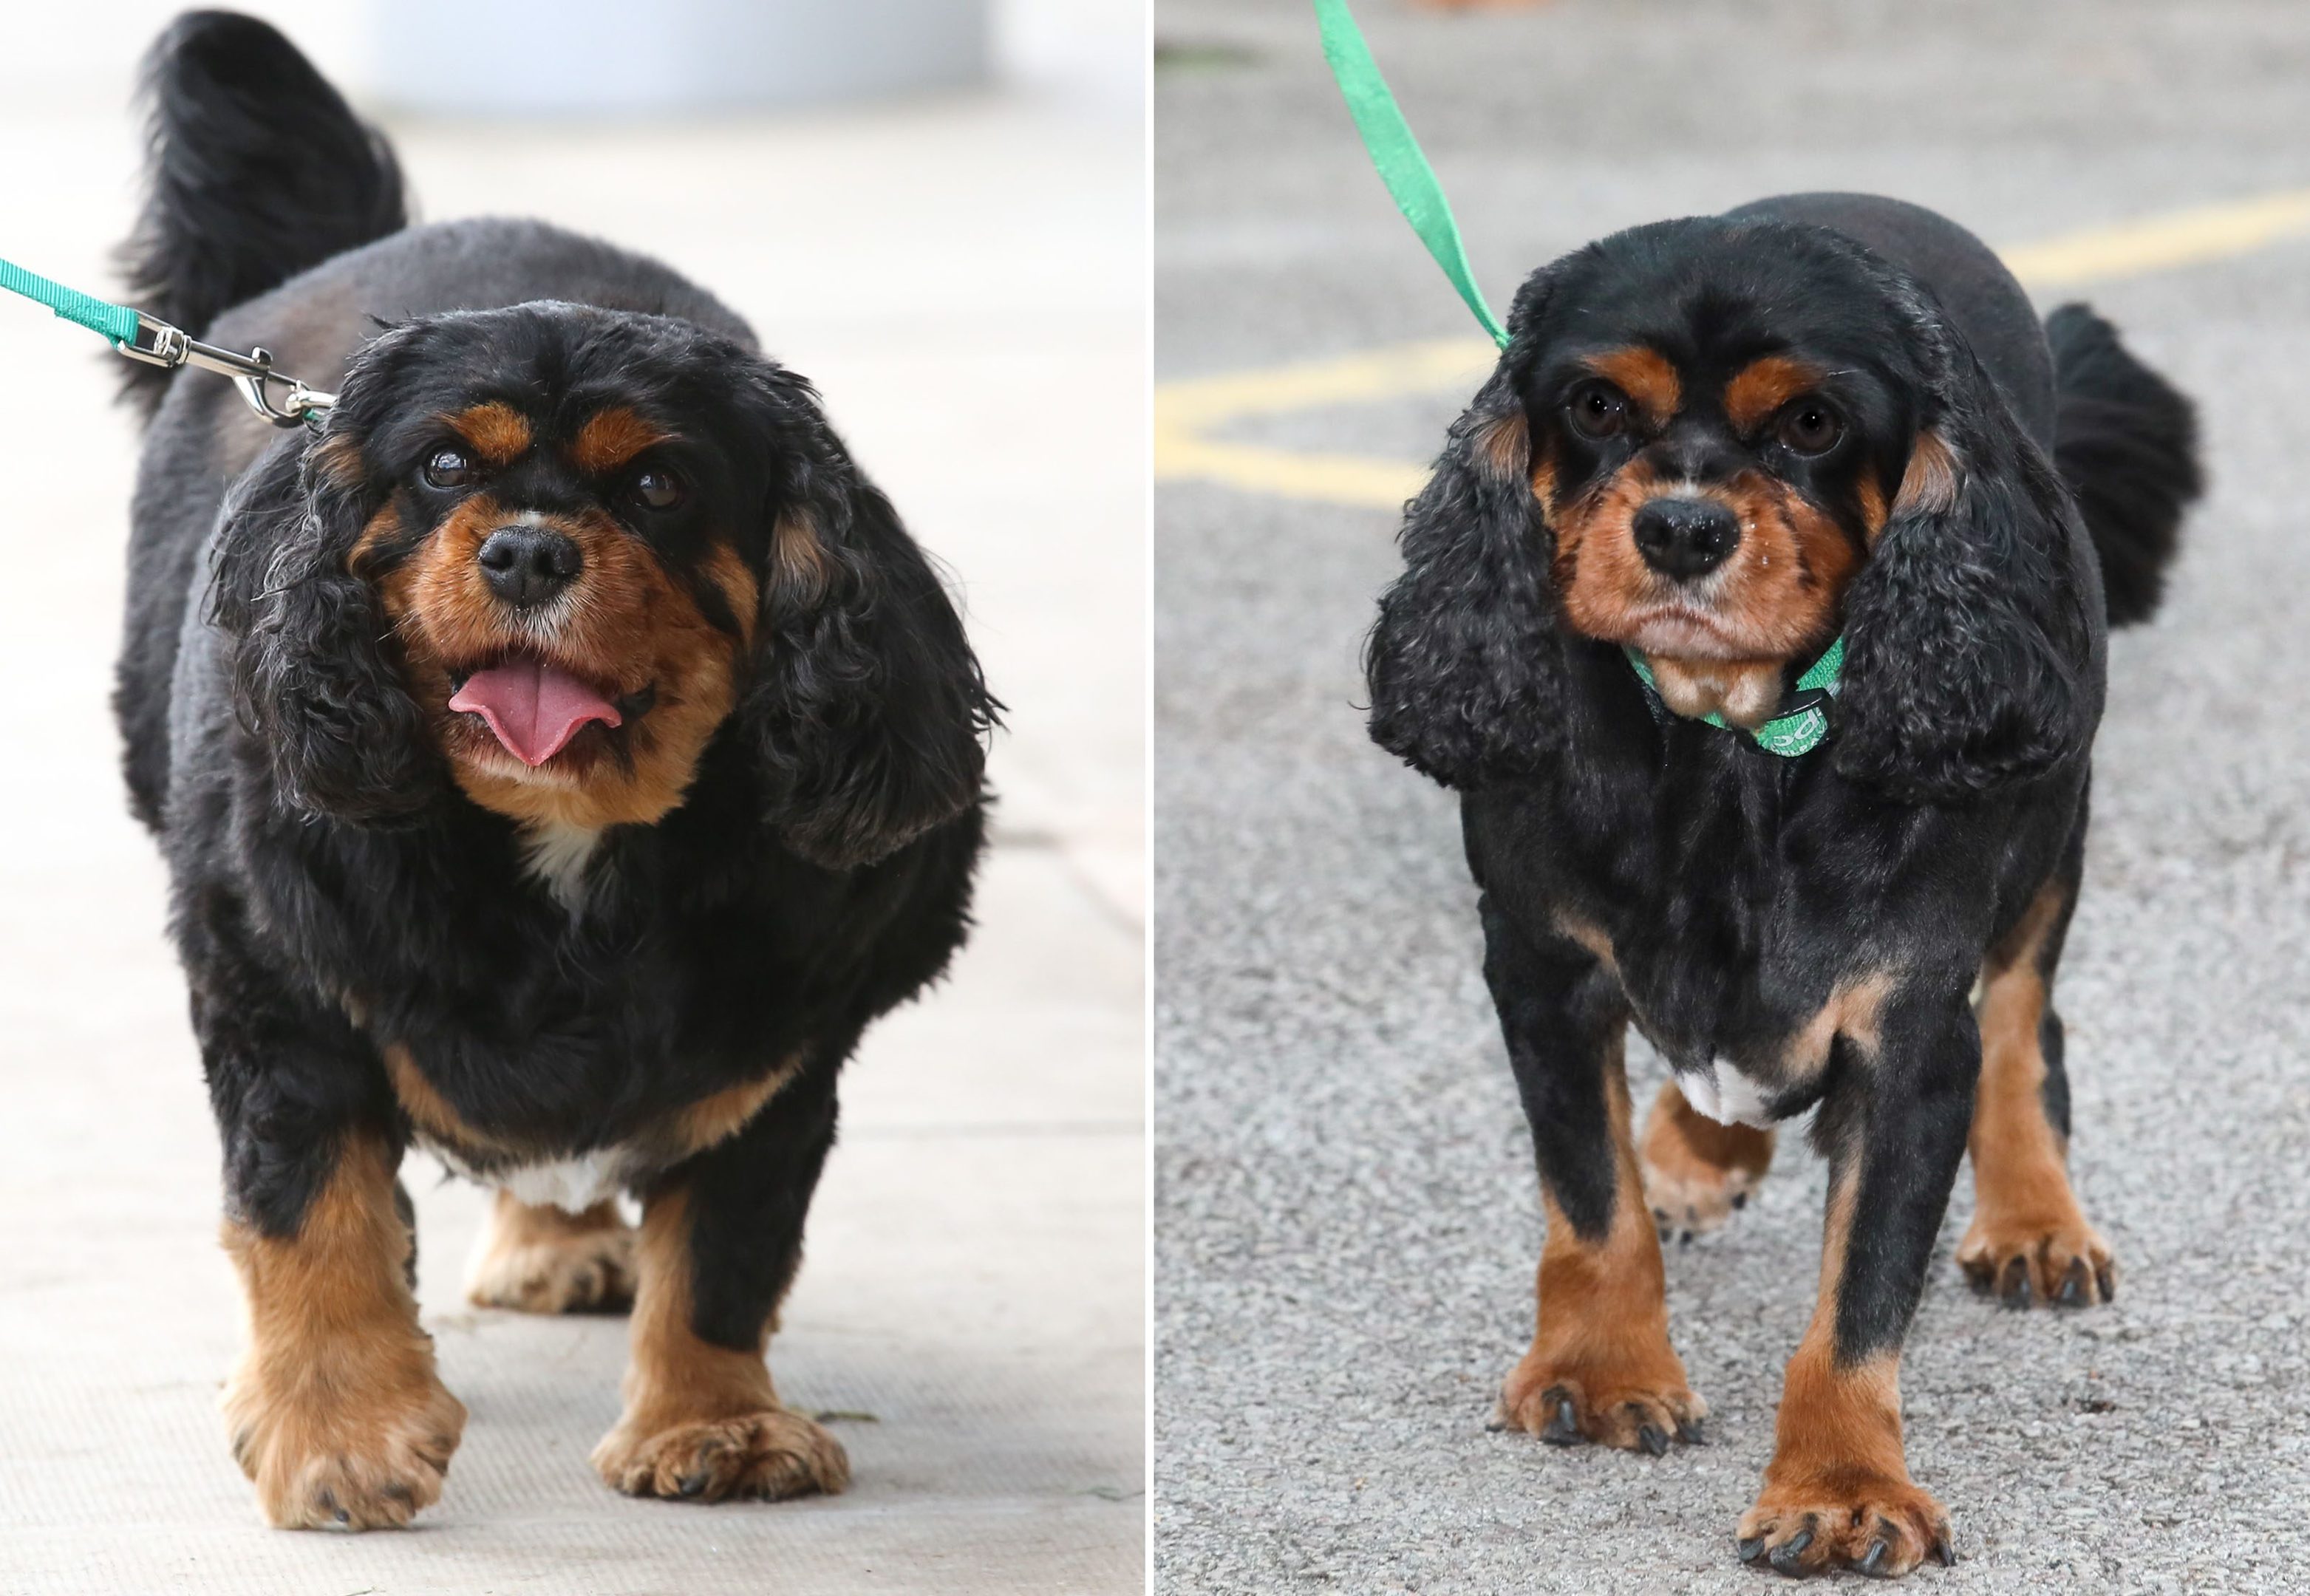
left=449, top=657, right=621, bottom=766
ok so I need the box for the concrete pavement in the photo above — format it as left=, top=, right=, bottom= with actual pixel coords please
left=1155, top=1, right=2310, bottom=1589
left=0, top=10, right=1146, bottom=1592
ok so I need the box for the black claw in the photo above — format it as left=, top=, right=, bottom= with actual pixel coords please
left=1540, top=1394, right=1583, bottom=1446
left=1676, top=1416, right=1707, bottom=1446
left=1652, top=1207, right=1670, bottom=1224
left=1637, top=1422, right=1668, bottom=1456
left=2057, top=1258, right=2091, bottom=1308
left=1659, top=1226, right=1672, bottom=1243
left=1678, top=1230, right=1693, bottom=1247
left=1731, top=1193, right=1748, bottom=1210
left=1737, top=1536, right=1766, bottom=1564
left=1768, top=1527, right=1815, bottom=1573
left=1859, top=1539, right=1889, bottom=1575
left=1934, top=1534, right=1956, bottom=1567
left=1998, top=1256, right=2033, bottom=1309
left=2096, top=1264, right=2117, bottom=1303
left=678, top=1470, right=711, bottom=1498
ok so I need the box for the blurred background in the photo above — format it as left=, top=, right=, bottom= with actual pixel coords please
left=0, top=3, right=1145, bottom=1592
left=1156, top=1, right=2310, bottom=1591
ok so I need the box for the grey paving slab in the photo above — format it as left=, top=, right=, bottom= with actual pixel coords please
left=0, top=10, right=1147, bottom=1592
left=1154, top=1, right=2310, bottom=1590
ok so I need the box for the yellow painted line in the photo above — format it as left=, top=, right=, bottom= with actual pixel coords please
left=1159, top=187, right=2310, bottom=509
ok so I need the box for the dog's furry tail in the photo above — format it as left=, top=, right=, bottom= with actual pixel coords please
left=2045, top=302, right=2201, bottom=627
left=117, top=10, right=406, bottom=417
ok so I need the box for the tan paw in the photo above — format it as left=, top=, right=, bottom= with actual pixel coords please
left=1958, top=1211, right=2115, bottom=1309
left=592, top=1408, right=851, bottom=1503
left=1638, top=1079, right=1774, bottom=1241
left=1491, top=1355, right=1707, bottom=1453
left=466, top=1194, right=636, bottom=1314
left=1737, top=1470, right=1953, bottom=1578
left=223, top=1353, right=467, bottom=1530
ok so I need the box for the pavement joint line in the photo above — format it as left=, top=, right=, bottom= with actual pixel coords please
left=1156, top=185, right=2310, bottom=509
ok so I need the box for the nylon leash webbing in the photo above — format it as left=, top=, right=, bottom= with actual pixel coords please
left=1313, top=0, right=1509, bottom=349
left=0, top=251, right=335, bottom=429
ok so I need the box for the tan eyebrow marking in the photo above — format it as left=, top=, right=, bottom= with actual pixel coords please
left=1581, top=346, right=1680, bottom=425
left=1723, top=355, right=1828, bottom=433
left=572, top=406, right=672, bottom=474
left=445, top=401, right=531, bottom=466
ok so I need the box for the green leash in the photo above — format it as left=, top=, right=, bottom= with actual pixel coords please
left=1312, top=0, right=1508, bottom=349
left=1313, top=0, right=1845, bottom=757
left=0, top=251, right=335, bottom=429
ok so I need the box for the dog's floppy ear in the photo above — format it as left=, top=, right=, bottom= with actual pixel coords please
left=1366, top=274, right=1569, bottom=788
left=735, top=363, right=995, bottom=870
left=1834, top=303, right=2102, bottom=802
left=208, top=417, right=441, bottom=824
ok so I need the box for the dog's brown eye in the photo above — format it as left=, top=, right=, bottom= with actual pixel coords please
left=423, top=449, right=473, bottom=489
left=1777, top=400, right=1844, bottom=456
left=1567, top=381, right=1629, bottom=441
left=634, top=468, right=684, bottom=511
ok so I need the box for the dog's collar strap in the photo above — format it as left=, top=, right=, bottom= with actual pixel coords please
left=1624, top=637, right=1845, bottom=758
left=1314, top=0, right=1510, bottom=350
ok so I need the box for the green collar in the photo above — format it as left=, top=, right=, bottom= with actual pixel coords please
left=1624, top=636, right=1846, bottom=757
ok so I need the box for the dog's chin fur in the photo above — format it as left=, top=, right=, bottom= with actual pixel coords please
left=1641, top=654, right=1788, bottom=728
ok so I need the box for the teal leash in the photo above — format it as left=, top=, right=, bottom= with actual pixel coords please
left=0, top=251, right=335, bottom=429
left=1312, top=0, right=1508, bottom=349
left=1312, top=0, right=1847, bottom=757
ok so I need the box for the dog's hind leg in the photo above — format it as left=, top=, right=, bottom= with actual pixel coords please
left=591, top=1063, right=850, bottom=1503
left=1479, top=897, right=1708, bottom=1454
left=466, top=1190, right=636, bottom=1314
left=1637, top=1079, right=1774, bottom=1242
left=1957, top=827, right=2116, bottom=1308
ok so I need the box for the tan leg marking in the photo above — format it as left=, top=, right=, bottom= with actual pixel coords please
left=1739, top=1173, right=1952, bottom=1576
left=590, top=1189, right=849, bottom=1503
left=1638, top=1079, right=1775, bottom=1239
left=1492, top=1046, right=1707, bottom=1452
left=1958, top=884, right=2114, bottom=1307
left=220, top=1133, right=467, bottom=1530
left=466, top=1191, right=637, bottom=1314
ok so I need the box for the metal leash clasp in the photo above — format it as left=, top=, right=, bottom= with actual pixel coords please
left=117, top=315, right=336, bottom=429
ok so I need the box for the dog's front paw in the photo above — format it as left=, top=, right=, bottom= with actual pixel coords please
left=466, top=1195, right=636, bottom=1314
left=593, top=1408, right=850, bottom=1503
left=1490, top=1349, right=1707, bottom=1454
left=1958, top=1211, right=2115, bottom=1309
left=222, top=1349, right=466, bottom=1530
left=1737, top=1470, right=1953, bottom=1578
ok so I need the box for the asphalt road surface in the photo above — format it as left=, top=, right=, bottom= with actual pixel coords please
left=1154, top=1, right=2310, bottom=1589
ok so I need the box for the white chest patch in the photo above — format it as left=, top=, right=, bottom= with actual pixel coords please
left=519, top=821, right=604, bottom=912
left=1674, top=1060, right=1781, bottom=1129
left=498, top=1150, right=630, bottom=1213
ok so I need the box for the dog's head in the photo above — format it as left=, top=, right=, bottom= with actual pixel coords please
left=213, top=303, right=992, bottom=866
left=1367, top=216, right=2096, bottom=799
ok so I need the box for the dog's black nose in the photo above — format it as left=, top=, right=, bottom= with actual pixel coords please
left=1632, top=497, right=1740, bottom=580
left=476, top=525, right=582, bottom=608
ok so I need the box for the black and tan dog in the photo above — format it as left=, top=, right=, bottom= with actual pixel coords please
left=114, top=13, right=993, bottom=1528
left=1366, top=194, right=2198, bottom=1575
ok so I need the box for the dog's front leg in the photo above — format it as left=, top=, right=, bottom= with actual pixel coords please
left=593, top=1065, right=851, bottom=1503
left=218, top=1125, right=467, bottom=1530
left=1479, top=896, right=1707, bottom=1453
left=1738, top=987, right=1975, bottom=1577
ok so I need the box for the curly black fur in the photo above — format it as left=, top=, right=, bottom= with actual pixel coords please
left=117, top=11, right=405, bottom=415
